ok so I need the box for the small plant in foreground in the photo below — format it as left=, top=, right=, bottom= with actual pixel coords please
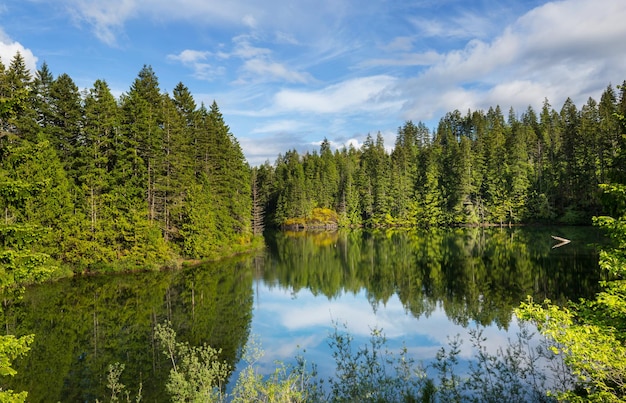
left=111, top=320, right=577, bottom=402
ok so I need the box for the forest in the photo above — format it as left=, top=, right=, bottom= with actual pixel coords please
left=0, top=53, right=257, bottom=279
left=1, top=51, right=626, bottom=401
left=254, top=82, right=626, bottom=229
left=0, top=48, right=624, bottom=276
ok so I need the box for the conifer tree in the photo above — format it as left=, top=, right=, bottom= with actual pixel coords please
left=27, top=62, right=55, bottom=140
left=336, top=146, right=360, bottom=226
left=482, top=106, right=509, bottom=224
left=414, top=143, right=444, bottom=226
left=47, top=73, right=83, bottom=178
left=318, top=138, right=339, bottom=210
left=79, top=80, right=118, bottom=233
left=206, top=101, right=252, bottom=241
left=598, top=85, right=620, bottom=185
left=0, top=53, right=31, bottom=135
left=390, top=121, right=419, bottom=224
left=505, top=110, right=532, bottom=222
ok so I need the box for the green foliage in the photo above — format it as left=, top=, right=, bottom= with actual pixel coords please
left=0, top=334, right=33, bottom=377
left=518, top=299, right=626, bottom=402
left=0, top=334, right=33, bottom=402
left=101, top=362, right=143, bottom=403
left=148, top=321, right=559, bottom=403
left=231, top=336, right=316, bottom=403
left=259, top=83, right=626, bottom=228
left=154, top=322, right=315, bottom=403
left=0, top=57, right=258, bottom=271
left=155, top=321, right=230, bottom=402
left=321, top=323, right=429, bottom=402
left=517, top=183, right=626, bottom=402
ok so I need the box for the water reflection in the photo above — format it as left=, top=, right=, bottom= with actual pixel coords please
left=261, top=227, right=601, bottom=328
left=2, top=227, right=601, bottom=401
left=244, top=227, right=601, bottom=385
left=4, top=260, right=254, bottom=402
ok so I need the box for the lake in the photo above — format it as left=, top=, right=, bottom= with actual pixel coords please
left=2, top=226, right=603, bottom=402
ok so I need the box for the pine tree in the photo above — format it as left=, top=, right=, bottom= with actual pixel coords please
left=251, top=168, right=265, bottom=236
left=0, top=53, right=31, bottom=135
left=390, top=121, right=419, bottom=224
left=482, top=106, right=508, bottom=224
left=559, top=97, right=582, bottom=221
left=336, top=145, right=360, bottom=226
left=318, top=138, right=339, bottom=210
left=206, top=101, right=252, bottom=241
left=505, top=109, right=532, bottom=222
left=79, top=80, right=118, bottom=234
left=598, top=85, right=620, bottom=184
left=47, top=73, right=83, bottom=180
left=120, top=65, right=164, bottom=222
left=27, top=62, right=55, bottom=141
left=414, top=143, right=444, bottom=227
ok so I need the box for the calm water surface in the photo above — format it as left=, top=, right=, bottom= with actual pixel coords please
left=2, top=227, right=603, bottom=402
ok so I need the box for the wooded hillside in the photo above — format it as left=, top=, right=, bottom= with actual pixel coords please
left=0, top=53, right=255, bottom=271
left=2, top=49, right=625, bottom=270
left=256, top=83, right=626, bottom=228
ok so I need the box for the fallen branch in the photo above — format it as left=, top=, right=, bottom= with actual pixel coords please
left=551, top=235, right=571, bottom=249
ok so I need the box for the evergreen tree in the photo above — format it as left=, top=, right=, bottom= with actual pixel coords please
left=206, top=101, right=252, bottom=241
left=74, top=79, right=119, bottom=252
left=390, top=121, right=419, bottom=224
left=414, top=143, right=444, bottom=226
left=482, top=106, right=509, bottom=224
left=505, top=109, right=532, bottom=222
left=318, top=138, right=339, bottom=210
left=598, top=85, right=620, bottom=185
left=274, top=150, right=309, bottom=225
left=26, top=62, right=55, bottom=141
left=336, top=145, right=361, bottom=226
left=0, top=53, right=31, bottom=135
left=47, top=73, right=83, bottom=179
left=121, top=65, right=164, bottom=223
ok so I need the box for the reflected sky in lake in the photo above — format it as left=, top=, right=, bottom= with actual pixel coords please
left=246, top=279, right=527, bottom=379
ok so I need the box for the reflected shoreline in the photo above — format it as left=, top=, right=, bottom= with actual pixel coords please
left=4, top=226, right=602, bottom=401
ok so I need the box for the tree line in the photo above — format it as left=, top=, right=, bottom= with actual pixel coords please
left=255, top=83, right=626, bottom=228
left=0, top=53, right=256, bottom=274
left=2, top=48, right=626, bottom=268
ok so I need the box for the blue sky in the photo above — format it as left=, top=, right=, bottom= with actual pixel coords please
left=1, top=0, right=625, bottom=165
left=244, top=282, right=527, bottom=381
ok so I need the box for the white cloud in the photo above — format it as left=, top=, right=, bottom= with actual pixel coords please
left=361, top=50, right=442, bottom=68
left=242, top=14, right=257, bottom=29
left=398, top=0, right=626, bottom=122
left=171, top=35, right=312, bottom=84
left=0, top=29, right=38, bottom=72
left=240, top=58, right=312, bottom=84
left=409, top=11, right=494, bottom=40
left=59, top=0, right=351, bottom=47
left=65, top=0, right=137, bottom=46
left=231, top=35, right=272, bottom=59
left=381, top=36, right=414, bottom=52
left=251, top=119, right=308, bottom=134
left=274, top=75, right=400, bottom=114
left=239, top=131, right=318, bottom=166
left=167, top=49, right=211, bottom=64
left=274, top=31, right=299, bottom=45
left=167, top=49, right=223, bottom=81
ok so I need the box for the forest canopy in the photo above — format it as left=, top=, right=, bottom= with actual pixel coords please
left=1, top=50, right=626, bottom=271
left=254, top=84, right=626, bottom=229
left=0, top=53, right=256, bottom=273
